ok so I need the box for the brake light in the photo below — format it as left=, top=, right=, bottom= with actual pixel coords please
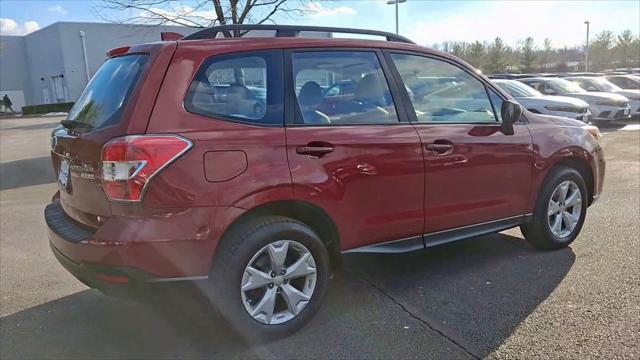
left=101, top=135, right=192, bottom=201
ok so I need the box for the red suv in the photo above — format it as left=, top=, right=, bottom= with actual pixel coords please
left=45, top=25, right=605, bottom=339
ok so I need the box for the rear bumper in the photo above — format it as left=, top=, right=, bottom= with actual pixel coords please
left=45, top=201, right=243, bottom=286
left=49, top=240, right=203, bottom=297
left=591, top=104, right=632, bottom=121
left=592, top=115, right=632, bottom=121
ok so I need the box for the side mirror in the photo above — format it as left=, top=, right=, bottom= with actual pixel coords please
left=501, top=100, right=522, bottom=135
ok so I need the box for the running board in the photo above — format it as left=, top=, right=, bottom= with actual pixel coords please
left=343, top=214, right=532, bottom=254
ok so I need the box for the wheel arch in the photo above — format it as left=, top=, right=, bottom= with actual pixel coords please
left=221, top=200, right=341, bottom=265
left=546, top=155, right=595, bottom=205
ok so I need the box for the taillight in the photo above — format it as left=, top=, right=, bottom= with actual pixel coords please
left=101, top=135, right=192, bottom=201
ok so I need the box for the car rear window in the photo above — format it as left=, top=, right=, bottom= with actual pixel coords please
left=67, top=54, right=148, bottom=131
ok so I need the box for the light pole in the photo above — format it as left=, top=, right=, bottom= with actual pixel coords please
left=387, top=0, right=407, bottom=35
left=584, top=21, right=590, bottom=72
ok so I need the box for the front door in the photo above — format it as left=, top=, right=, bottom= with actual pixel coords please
left=387, top=52, right=534, bottom=234
left=285, top=50, right=425, bottom=250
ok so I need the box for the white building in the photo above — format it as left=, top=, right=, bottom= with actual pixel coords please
left=0, top=22, right=197, bottom=109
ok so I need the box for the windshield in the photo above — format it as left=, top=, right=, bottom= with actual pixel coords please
left=67, top=54, right=148, bottom=131
left=548, top=79, right=587, bottom=94
left=574, top=78, right=622, bottom=92
left=495, top=80, right=541, bottom=97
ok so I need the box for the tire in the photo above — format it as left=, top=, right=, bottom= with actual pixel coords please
left=209, top=216, right=329, bottom=341
left=593, top=119, right=613, bottom=128
left=521, top=166, right=588, bottom=250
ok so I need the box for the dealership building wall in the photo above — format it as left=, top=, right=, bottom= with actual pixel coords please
left=0, top=22, right=197, bottom=109
left=1, top=22, right=332, bottom=110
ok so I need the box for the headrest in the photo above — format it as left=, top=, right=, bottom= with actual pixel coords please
left=355, top=73, right=386, bottom=103
left=298, top=81, right=324, bottom=107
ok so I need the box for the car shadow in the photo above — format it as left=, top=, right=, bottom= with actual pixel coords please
left=0, top=233, right=574, bottom=359
left=343, top=232, right=576, bottom=357
left=0, top=156, right=55, bottom=191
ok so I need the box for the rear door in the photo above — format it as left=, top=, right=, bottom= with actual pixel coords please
left=386, top=51, right=534, bottom=234
left=284, top=49, right=425, bottom=251
left=52, top=43, right=175, bottom=227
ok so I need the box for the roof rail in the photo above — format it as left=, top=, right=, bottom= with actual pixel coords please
left=181, top=24, right=415, bottom=44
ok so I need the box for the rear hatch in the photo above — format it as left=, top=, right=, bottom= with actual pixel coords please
left=51, top=42, right=176, bottom=228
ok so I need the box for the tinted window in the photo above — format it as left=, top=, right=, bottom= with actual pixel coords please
left=67, top=54, right=148, bottom=130
left=390, top=53, right=498, bottom=123
left=607, top=77, right=629, bottom=88
left=291, top=51, right=399, bottom=125
left=185, top=50, right=283, bottom=125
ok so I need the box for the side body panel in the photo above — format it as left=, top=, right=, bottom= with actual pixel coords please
left=145, top=43, right=292, bottom=210
left=140, top=42, right=292, bottom=276
left=524, top=114, right=605, bottom=211
left=286, top=125, right=425, bottom=250
left=415, top=123, right=534, bottom=233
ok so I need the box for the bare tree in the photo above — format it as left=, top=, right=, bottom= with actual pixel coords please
left=97, top=0, right=313, bottom=36
left=486, top=37, right=509, bottom=74
left=451, top=41, right=469, bottom=59
left=467, top=41, right=485, bottom=69
left=615, top=30, right=636, bottom=67
left=539, top=38, right=552, bottom=70
left=520, top=37, right=536, bottom=72
left=590, top=30, right=615, bottom=70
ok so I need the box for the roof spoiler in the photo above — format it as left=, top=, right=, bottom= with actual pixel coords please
left=161, top=32, right=184, bottom=41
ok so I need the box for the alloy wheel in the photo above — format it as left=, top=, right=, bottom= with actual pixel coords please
left=547, top=180, right=582, bottom=239
left=241, top=240, right=317, bottom=325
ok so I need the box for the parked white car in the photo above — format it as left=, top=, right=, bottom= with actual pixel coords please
left=565, top=76, right=640, bottom=118
left=518, top=77, right=631, bottom=124
left=493, top=79, right=591, bottom=122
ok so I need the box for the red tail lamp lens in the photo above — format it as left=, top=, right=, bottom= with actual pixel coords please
left=107, top=46, right=131, bottom=58
left=95, top=273, right=130, bottom=284
left=101, top=135, right=192, bottom=201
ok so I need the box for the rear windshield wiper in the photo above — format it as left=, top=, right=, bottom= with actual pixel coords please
left=60, top=119, right=95, bottom=131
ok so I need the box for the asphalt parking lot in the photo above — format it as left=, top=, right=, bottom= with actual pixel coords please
left=1, top=116, right=638, bottom=359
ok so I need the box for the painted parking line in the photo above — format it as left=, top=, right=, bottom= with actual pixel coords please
left=620, top=124, right=640, bottom=131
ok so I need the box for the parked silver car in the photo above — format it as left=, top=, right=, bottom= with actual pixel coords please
left=493, top=79, right=591, bottom=122
left=565, top=76, right=640, bottom=118
left=518, top=78, right=631, bottom=123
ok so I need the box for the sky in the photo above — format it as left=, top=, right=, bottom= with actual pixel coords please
left=1, top=0, right=639, bottom=48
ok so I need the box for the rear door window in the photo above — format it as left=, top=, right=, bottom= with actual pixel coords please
left=290, top=51, right=399, bottom=125
left=185, top=50, right=283, bottom=125
left=67, top=54, right=148, bottom=131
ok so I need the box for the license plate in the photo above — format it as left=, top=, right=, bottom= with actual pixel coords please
left=58, top=158, right=70, bottom=189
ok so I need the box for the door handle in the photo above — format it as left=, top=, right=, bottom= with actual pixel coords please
left=426, top=140, right=454, bottom=155
left=296, top=142, right=335, bottom=157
